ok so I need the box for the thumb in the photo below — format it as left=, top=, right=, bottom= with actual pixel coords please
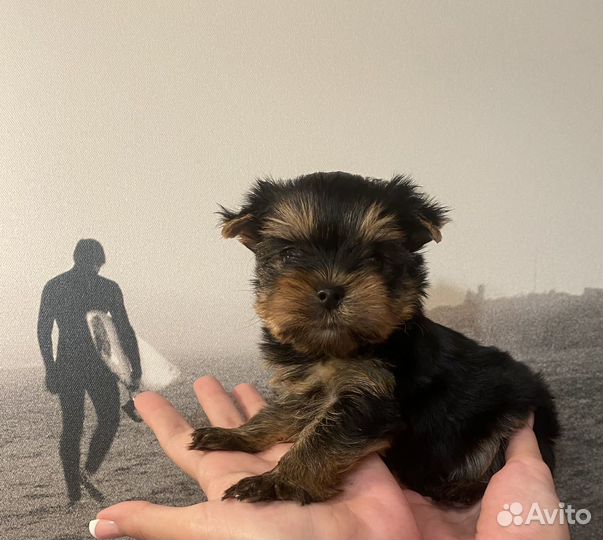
left=90, top=500, right=212, bottom=540
left=505, top=413, right=544, bottom=464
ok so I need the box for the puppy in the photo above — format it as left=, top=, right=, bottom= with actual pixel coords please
left=190, top=171, right=559, bottom=505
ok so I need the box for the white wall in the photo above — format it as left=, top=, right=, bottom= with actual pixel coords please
left=1, top=1, right=601, bottom=366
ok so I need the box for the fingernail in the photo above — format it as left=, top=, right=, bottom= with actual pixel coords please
left=89, top=519, right=120, bottom=539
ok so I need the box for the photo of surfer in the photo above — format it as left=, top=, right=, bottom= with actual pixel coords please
left=37, top=239, right=143, bottom=507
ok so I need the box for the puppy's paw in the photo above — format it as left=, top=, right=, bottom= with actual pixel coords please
left=222, top=472, right=335, bottom=504
left=189, top=427, right=234, bottom=451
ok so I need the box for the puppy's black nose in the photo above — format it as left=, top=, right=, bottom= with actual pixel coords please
left=316, top=286, right=345, bottom=310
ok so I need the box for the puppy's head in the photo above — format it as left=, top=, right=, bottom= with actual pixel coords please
left=220, top=172, right=448, bottom=357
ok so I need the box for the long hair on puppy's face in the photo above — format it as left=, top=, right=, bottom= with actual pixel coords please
left=219, top=172, right=448, bottom=357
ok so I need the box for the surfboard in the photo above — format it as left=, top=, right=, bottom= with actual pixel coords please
left=86, top=310, right=180, bottom=391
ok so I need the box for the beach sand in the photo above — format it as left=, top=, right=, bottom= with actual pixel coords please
left=0, top=347, right=601, bottom=539
left=0, top=357, right=269, bottom=539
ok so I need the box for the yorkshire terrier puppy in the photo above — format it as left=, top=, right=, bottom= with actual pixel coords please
left=190, top=171, right=559, bottom=505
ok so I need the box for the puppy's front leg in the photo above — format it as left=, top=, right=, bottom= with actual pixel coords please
left=190, top=401, right=302, bottom=453
left=222, top=395, right=396, bottom=504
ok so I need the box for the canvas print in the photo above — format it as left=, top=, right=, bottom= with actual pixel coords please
left=1, top=2, right=601, bottom=539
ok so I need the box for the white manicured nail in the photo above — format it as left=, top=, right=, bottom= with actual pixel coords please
left=89, top=519, right=100, bottom=538
left=89, top=518, right=120, bottom=538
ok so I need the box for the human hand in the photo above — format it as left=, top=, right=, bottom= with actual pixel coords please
left=45, top=365, right=60, bottom=394
left=401, top=415, right=570, bottom=540
left=90, top=379, right=569, bottom=540
left=475, top=416, right=569, bottom=539
left=90, top=376, right=419, bottom=539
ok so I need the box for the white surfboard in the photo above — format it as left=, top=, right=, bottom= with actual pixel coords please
left=86, top=310, right=180, bottom=391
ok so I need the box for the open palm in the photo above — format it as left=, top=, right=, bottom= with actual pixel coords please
left=91, top=377, right=568, bottom=540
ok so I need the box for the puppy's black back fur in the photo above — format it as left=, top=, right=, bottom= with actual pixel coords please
left=380, top=315, right=558, bottom=503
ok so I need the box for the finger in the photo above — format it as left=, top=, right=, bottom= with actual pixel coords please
left=231, top=383, right=266, bottom=419
left=93, top=499, right=265, bottom=540
left=505, top=414, right=543, bottom=463
left=134, top=392, right=198, bottom=478
left=92, top=501, right=209, bottom=540
left=194, top=376, right=245, bottom=428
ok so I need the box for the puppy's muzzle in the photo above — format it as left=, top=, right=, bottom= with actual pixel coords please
left=316, top=285, right=345, bottom=310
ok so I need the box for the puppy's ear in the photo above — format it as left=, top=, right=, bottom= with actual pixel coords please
left=219, top=208, right=261, bottom=251
left=405, top=213, right=446, bottom=252
left=219, top=178, right=282, bottom=251
left=388, top=176, right=450, bottom=252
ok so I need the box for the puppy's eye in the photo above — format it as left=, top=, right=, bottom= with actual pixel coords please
left=279, top=247, right=303, bottom=264
left=365, top=253, right=380, bottom=266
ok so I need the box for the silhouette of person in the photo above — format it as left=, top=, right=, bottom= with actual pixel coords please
left=37, top=239, right=142, bottom=506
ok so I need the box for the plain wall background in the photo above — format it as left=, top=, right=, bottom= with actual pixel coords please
left=1, top=1, right=601, bottom=367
